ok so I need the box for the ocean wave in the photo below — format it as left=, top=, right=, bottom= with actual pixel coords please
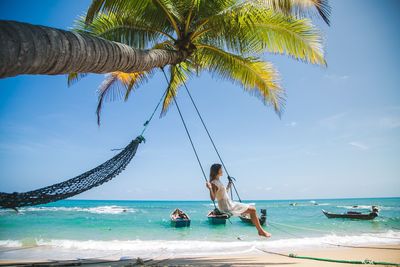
left=0, top=240, right=22, bottom=248
left=1, top=231, right=399, bottom=258
left=20, top=205, right=136, bottom=214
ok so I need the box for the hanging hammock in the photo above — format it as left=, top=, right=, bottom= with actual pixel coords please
left=0, top=136, right=144, bottom=210
left=0, top=82, right=169, bottom=210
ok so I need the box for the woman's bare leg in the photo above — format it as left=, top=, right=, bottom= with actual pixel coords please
left=243, top=206, right=271, bottom=238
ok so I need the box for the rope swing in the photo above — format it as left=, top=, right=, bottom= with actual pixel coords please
left=160, top=65, right=242, bottom=203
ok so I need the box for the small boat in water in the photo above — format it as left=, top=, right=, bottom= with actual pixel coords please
left=170, top=208, right=191, bottom=227
left=207, top=209, right=230, bottom=225
left=322, top=206, right=378, bottom=220
left=239, top=209, right=267, bottom=225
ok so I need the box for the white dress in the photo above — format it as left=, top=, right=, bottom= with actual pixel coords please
left=211, top=179, right=250, bottom=216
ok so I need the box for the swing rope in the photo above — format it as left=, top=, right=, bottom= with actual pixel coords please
left=160, top=67, right=218, bottom=209
left=176, top=65, right=242, bottom=202
left=140, top=86, right=169, bottom=137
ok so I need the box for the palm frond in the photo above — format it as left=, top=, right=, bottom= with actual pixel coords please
left=196, top=5, right=325, bottom=65
left=96, top=71, right=152, bottom=125
left=74, top=13, right=173, bottom=49
left=194, top=44, right=284, bottom=114
left=250, top=11, right=326, bottom=65
left=85, top=0, right=184, bottom=39
left=153, top=0, right=183, bottom=35
left=194, top=0, right=238, bottom=23
left=161, top=65, right=189, bottom=115
left=259, top=0, right=331, bottom=25
left=86, top=0, right=149, bottom=24
left=67, top=72, right=88, bottom=87
left=182, top=0, right=201, bottom=33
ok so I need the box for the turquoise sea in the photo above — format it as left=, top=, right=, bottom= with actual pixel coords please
left=0, top=198, right=399, bottom=260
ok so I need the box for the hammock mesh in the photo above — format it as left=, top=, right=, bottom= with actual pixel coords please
left=0, top=136, right=144, bottom=209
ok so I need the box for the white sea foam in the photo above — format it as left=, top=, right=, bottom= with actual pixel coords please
left=0, top=240, right=23, bottom=247
left=337, top=205, right=375, bottom=209
left=1, top=231, right=399, bottom=259
left=20, top=205, right=136, bottom=214
left=317, top=203, right=330, bottom=206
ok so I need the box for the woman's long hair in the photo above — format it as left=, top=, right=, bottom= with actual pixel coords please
left=209, top=163, right=222, bottom=182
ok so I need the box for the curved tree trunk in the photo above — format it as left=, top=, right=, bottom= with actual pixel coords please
left=0, top=20, right=186, bottom=78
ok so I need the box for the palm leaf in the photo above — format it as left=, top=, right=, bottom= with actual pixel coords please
left=67, top=72, right=88, bottom=87
left=194, top=44, right=284, bottom=114
left=153, top=0, right=183, bottom=35
left=251, top=11, right=326, bottom=65
left=196, top=4, right=325, bottom=65
left=96, top=71, right=152, bottom=125
left=85, top=0, right=182, bottom=39
left=259, top=0, right=331, bottom=25
left=161, top=65, right=189, bottom=115
left=74, top=13, right=173, bottom=49
left=86, top=0, right=149, bottom=24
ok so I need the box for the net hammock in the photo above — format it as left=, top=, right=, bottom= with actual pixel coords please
left=0, top=136, right=144, bottom=210
left=0, top=76, right=168, bottom=211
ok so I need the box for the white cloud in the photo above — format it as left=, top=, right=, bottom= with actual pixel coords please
left=285, top=121, right=298, bottom=127
left=349, top=141, right=369, bottom=150
left=324, top=74, right=349, bottom=80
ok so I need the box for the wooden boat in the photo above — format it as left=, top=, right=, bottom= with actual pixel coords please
left=322, top=207, right=378, bottom=220
left=170, top=208, right=191, bottom=227
left=239, top=209, right=267, bottom=225
left=207, top=209, right=230, bottom=225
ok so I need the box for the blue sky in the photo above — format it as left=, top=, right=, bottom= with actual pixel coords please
left=0, top=0, right=399, bottom=200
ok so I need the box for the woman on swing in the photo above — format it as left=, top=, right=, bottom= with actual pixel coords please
left=206, top=163, right=271, bottom=238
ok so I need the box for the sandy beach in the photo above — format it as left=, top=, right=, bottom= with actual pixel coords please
left=1, top=245, right=399, bottom=266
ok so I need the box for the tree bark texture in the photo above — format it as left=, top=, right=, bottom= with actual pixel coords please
left=0, top=20, right=186, bottom=78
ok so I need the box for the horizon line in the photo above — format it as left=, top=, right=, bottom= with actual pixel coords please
left=68, top=196, right=400, bottom=202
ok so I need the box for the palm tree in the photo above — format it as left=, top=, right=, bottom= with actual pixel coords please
left=0, top=0, right=330, bottom=123
left=71, top=0, right=330, bottom=123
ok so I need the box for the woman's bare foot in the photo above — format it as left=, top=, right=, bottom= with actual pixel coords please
left=258, top=229, right=271, bottom=238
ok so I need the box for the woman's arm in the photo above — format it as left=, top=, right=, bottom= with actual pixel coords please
left=206, top=182, right=217, bottom=201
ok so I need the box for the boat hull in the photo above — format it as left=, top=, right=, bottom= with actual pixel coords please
left=239, top=215, right=266, bottom=225
left=208, top=216, right=227, bottom=225
left=322, top=210, right=378, bottom=220
left=207, top=210, right=229, bottom=225
left=171, top=219, right=191, bottom=228
left=239, top=208, right=267, bottom=225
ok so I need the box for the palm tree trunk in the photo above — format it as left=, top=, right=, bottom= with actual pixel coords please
left=0, top=20, right=186, bottom=78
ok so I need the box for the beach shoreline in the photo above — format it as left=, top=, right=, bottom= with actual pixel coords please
left=1, top=245, right=399, bottom=266
left=2, top=199, right=399, bottom=265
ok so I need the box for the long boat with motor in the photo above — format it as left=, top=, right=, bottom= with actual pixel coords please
left=239, top=208, right=267, bottom=225
left=207, top=209, right=230, bottom=225
left=322, top=206, right=378, bottom=220
left=170, top=208, right=191, bottom=227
